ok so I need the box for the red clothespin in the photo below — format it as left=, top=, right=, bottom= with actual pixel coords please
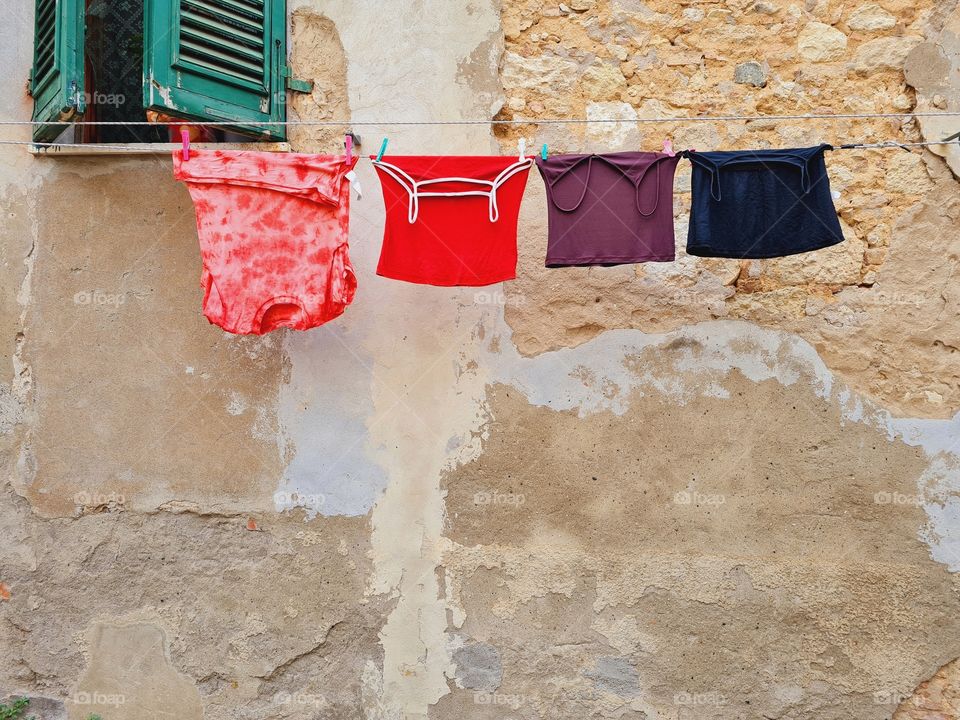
left=180, top=127, right=190, bottom=161
left=345, top=133, right=353, bottom=164
left=662, top=139, right=675, bottom=157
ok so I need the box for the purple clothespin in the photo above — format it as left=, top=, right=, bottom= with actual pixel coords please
left=181, top=128, right=190, bottom=161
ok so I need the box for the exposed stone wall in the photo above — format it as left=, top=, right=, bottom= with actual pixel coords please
left=496, top=0, right=960, bottom=419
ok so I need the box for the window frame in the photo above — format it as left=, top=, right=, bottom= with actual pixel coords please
left=29, top=0, right=302, bottom=148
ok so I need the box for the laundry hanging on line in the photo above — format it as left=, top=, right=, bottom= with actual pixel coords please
left=171, top=140, right=847, bottom=335
left=536, top=151, right=684, bottom=267
left=686, top=144, right=845, bottom=259
left=174, top=148, right=359, bottom=335
left=371, top=154, right=534, bottom=286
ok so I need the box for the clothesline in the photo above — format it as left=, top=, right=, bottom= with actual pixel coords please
left=1, top=139, right=955, bottom=152
left=1, top=111, right=960, bottom=126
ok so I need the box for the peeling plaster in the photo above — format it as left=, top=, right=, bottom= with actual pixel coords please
left=465, top=314, right=960, bottom=571
left=279, top=1, right=508, bottom=716
left=2, top=0, right=959, bottom=717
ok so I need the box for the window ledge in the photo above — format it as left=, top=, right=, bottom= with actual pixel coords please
left=28, top=142, right=291, bottom=157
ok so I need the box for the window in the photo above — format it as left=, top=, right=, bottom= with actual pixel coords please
left=29, top=0, right=310, bottom=145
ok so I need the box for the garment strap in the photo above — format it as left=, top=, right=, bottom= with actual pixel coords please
left=545, top=153, right=669, bottom=217
left=690, top=145, right=830, bottom=202
left=373, top=158, right=533, bottom=223
left=686, top=153, right=725, bottom=201
left=635, top=159, right=663, bottom=217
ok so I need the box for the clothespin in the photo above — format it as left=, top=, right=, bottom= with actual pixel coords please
left=541, top=144, right=548, bottom=161
left=180, top=127, right=190, bottom=161
left=376, top=138, right=389, bottom=162
left=518, top=138, right=527, bottom=161
left=662, top=139, right=675, bottom=157
left=345, top=133, right=353, bottom=164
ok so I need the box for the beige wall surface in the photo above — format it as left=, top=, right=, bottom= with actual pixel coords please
left=1, top=1, right=959, bottom=719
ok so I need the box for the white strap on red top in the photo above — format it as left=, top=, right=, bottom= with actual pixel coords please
left=372, top=158, right=534, bottom=224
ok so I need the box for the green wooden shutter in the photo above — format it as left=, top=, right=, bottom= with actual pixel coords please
left=143, top=0, right=287, bottom=140
left=31, top=0, right=86, bottom=143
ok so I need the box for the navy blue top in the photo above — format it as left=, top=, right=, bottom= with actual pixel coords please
left=686, top=144, right=844, bottom=259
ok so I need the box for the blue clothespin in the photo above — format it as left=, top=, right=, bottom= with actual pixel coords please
left=541, top=144, right=548, bottom=161
left=376, top=138, right=389, bottom=162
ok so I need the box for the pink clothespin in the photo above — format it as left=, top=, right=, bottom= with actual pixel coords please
left=662, top=139, right=675, bottom=157
left=345, top=133, right=353, bottom=164
left=180, top=128, right=190, bottom=161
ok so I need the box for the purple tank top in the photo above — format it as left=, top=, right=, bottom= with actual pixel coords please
left=536, top=152, right=682, bottom=267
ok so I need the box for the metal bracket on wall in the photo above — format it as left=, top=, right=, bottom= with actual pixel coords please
left=282, top=66, right=314, bottom=93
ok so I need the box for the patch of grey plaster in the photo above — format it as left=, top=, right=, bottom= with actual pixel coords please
left=585, top=656, right=641, bottom=698
left=916, top=456, right=960, bottom=570
left=277, top=323, right=388, bottom=517
left=452, top=642, right=503, bottom=692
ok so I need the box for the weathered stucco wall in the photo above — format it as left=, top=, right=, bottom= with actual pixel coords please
left=1, top=1, right=959, bottom=719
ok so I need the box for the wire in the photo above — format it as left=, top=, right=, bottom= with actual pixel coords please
left=837, top=140, right=959, bottom=149
left=4, top=138, right=954, bottom=152
left=1, top=111, right=960, bottom=126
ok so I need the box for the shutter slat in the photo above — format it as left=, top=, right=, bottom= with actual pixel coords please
left=184, top=0, right=263, bottom=25
left=179, top=38, right=264, bottom=82
left=178, top=0, right=267, bottom=87
left=180, top=27, right=263, bottom=65
left=33, top=0, right=57, bottom=92
left=181, top=0, right=263, bottom=36
left=36, top=0, right=55, bottom=20
left=144, top=0, right=285, bottom=140
left=31, top=0, right=85, bottom=141
left=181, top=8, right=263, bottom=46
